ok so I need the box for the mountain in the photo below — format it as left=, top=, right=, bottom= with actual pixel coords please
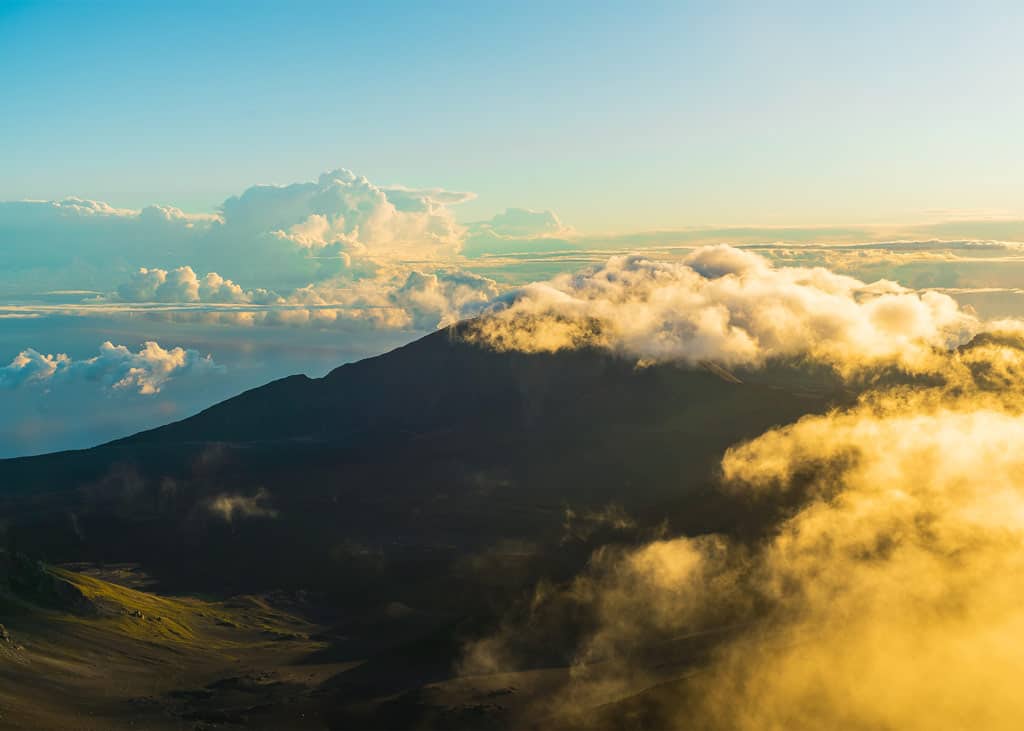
left=0, top=324, right=856, bottom=728
left=0, top=324, right=844, bottom=596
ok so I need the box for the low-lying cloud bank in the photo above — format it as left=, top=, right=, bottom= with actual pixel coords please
left=11, top=243, right=1016, bottom=365
left=468, top=245, right=990, bottom=375
left=463, top=334, right=1024, bottom=728
left=7, top=167, right=1024, bottom=344
left=8, top=166, right=1024, bottom=299
left=0, top=341, right=220, bottom=394
left=96, top=264, right=500, bottom=331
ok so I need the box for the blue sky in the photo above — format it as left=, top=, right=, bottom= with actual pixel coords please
left=4, top=1, right=1022, bottom=230
left=3, top=1, right=1024, bottom=457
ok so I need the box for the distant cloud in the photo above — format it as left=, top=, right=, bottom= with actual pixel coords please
left=463, top=208, right=576, bottom=257
left=0, top=169, right=477, bottom=293
left=256, top=267, right=499, bottom=330
left=390, top=269, right=500, bottom=328
left=89, top=265, right=500, bottom=331
left=0, top=340, right=221, bottom=394
left=5, top=167, right=1024, bottom=303
left=481, top=208, right=574, bottom=238
left=113, top=266, right=282, bottom=304
left=234, top=169, right=472, bottom=265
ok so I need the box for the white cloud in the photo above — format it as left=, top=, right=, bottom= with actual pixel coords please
left=0, top=169, right=477, bottom=293
left=468, top=245, right=981, bottom=374
left=113, top=266, right=282, bottom=304
left=227, top=168, right=472, bottom=265
left=390, top=269, right=501, bottom=328
left=0, top=349, right=68, bottom=388
left=0, top=341, right=221, bottom=394
left=255, top=267, right=500, bottom=330
left=7, top=168, right=1024, bottom=303
left=91, top=263, right=501, bottom=332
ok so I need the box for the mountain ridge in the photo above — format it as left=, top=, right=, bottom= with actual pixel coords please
left=0, top=325, right=846, bottom=598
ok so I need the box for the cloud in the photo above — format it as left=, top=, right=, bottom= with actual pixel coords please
left=5, top=172, right=1024, bottom=297
left=463, top=333, right=1024, bottom=728
left=478, top=208, right=574, bottom=239
left=694, top=357, right=1024, bottom=729
left=238, top=169, right=473, bottom=265
left=206, top=488, right=278, bottom=522
left=0, top=341, right=221, bottom=394
left=561, top=504, right=636, bottom=544
left=68, top=264, right=501, bottom=332
left=0, top=169, right=477, bottom=293
left=61, top=240, right=1024, bottom=355
left=113, top=266, right=282, bottom=304
left=389, top=269, right=500, bottom=328
left=463, top=208, right=577, bottom=257
left=255, top=267, right=499, bottom=330
left=467, top=245, right=981, bottom=375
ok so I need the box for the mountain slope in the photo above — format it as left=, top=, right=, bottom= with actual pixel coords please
left=0, top=550, right=333, bottom=730
left=0, top=326, right=862, bottom=729
left=0, top=325, right=844, bottom=597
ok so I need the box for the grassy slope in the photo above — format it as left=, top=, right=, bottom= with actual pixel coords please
left=0, top=564, right=341, bottom=730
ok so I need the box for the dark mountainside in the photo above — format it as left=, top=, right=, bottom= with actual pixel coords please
left=0, top=325, right=851, bottom=729
left=0, top=325, right=845, bottom=593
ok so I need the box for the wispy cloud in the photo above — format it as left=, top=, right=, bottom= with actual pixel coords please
left=464, top=332, right=1024, bottom=728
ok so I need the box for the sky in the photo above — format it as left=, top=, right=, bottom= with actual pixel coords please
left=2, top=1, right=1024, bottom=456
left=3, top=1, right=1023, bottom=230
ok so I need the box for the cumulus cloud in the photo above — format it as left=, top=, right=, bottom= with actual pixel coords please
left=390, top=269, right=500, bottom=328
left=113, top=266, right=282, bottom=304
left=463, top=333, right=1024, bottom=728
left=40, top=241, right=1018, bottom=354
left=0, top=169, right=513, bottom=342
left=6, top=174, right=1024, bottom=296
left=256, top=267, right=500, bottom=330
left=94, top=264, right=500, bottom=332
left=225, top=168, right=472, bottom=266
left=0, top=341, right=221, bottom=394
left=0, top=198, right=212, bottom=271
left=0, top=169, right=477, bottom=292
left=467, top=245, right=982, bottom=375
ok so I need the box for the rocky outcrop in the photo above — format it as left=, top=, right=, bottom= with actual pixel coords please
left=0, top=550, right=94, bottom=615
